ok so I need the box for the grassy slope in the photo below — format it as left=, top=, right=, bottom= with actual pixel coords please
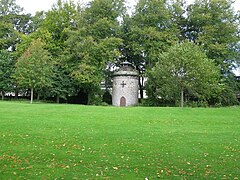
left=0, top=101, right=239, bottom=179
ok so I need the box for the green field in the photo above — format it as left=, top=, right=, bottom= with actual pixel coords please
left=0, top=101, right=239, bottom=179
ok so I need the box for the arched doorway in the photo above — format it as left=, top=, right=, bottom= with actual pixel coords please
left=120, top=96, right=126, bottom=106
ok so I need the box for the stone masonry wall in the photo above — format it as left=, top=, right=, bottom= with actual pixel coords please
left=112, top=71, right=139, bottom=106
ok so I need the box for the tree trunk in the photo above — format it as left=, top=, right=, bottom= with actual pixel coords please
left=56, top=95, right=60, bottom=103
left=37, top=93, right=40, bottom=101
left=30, top=88, right=34, bottom=104
left=181, top=89, right=184, bottom=108
left=15, top=89, right=19, bottom=99
left=139, top=76, right=144, bottom=100
left=87, top=93, right=91, bottom=105
left=1, top=91, right=4, bottom=100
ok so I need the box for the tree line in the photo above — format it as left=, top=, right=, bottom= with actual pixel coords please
left=0, top=0, right=239, bottom=106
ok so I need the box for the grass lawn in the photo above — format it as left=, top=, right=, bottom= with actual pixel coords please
left=0, top=101, right=239, bottom=179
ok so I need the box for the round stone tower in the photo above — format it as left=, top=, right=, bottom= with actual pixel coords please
left=112, top=62, right=139, bottom=106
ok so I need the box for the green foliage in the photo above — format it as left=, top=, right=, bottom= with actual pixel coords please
left=80, top=0, right=125, bottom=25
left=146, top=41, right=221, bottom=107
left=66, top=35, right=122, bottom=103
left=30, top=11, right=46, bottom=32
left=186, top=0, right=240, bottom=70
left=0, top=0, right=34, bottom=50
left=64, top=0, right=124, bottom=103
left=0, top=50, right=14, bottom=97
left=1, top=0, right=239, bottom=105
left=216, top=73, right=240, bottom=106
left=168, top=0, right=188, bottom=41
left=9, top=14, right=34, bottom=34
left=0, top=0, right=22, bottom=16
left=123, top=0, right=179, bottom=68
left=120, top=0, right=181, bottom=99
left=0, top=21, right=19, bottom=50
left=0, top=102, right=240, bottom=178
left=49, top=64, right=74, bottom=102
left=36, top=0, right=79, bottom=102
left=185, top=100, right=209, bottom=108
left=15, top=28, right=53, bottom=59
left=14, top=39, right=53, bottom=102
left=41, top=0, right=78, bottom=56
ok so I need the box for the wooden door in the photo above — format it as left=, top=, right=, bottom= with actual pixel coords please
left=120, top=96, right=126, bottom=106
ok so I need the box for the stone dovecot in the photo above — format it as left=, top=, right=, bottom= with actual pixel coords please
left=112, top=62, right=139, bottom=106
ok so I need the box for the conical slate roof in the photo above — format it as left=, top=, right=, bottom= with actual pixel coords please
left=113, top=62, right=138, bottom=76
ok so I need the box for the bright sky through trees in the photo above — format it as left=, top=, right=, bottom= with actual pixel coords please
left=16, top=0, right=240, bottom=15
left=16, top=0, right=137, bottom=14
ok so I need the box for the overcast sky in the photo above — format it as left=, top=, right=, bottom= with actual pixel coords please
left=16, top=0, right=240, bottom=15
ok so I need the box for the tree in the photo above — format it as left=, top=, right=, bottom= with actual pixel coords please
left=65, top=0, right=124, bottom=104
left=16, top=30, right=74, bottom=103
left=0, top=50, right=14, bottom=99
left=0, top=0, right=22, bottom=16
left=14, top=39, right=53, bottom=103
left=0, top=21, right=19, bottom=50
left=120, top=0, right=180, bottom=99
left=66, top=32, right=122, bottom=104
left=185, top=0, right=240, bottom=105
left=29, top=11, right=46, bottom=33
left=41, top=0, right=78, bottom=55
left=186, top=0, right=240, bottom=70
left=0, top=0, right=34, bottom=99
left=1, top=0, right=46, bottom=36
left=168, top=0, right=188, bottom=41
left=146, top=41, right=221, bottom=107
left=36, top=0, right=79, bottom=102
left=78, top=0, right=125, bottom=39
left=0, top=0, right=20, bottom=51
left=0, top=0, right=34, bottom=50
